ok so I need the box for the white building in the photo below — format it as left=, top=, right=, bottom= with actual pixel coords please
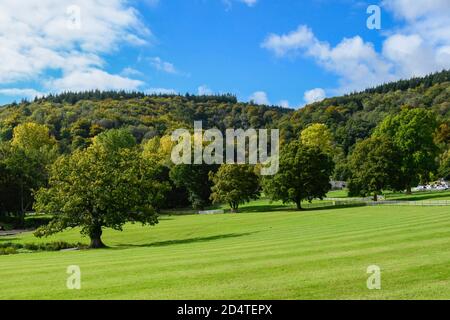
left=330, top=181, right=347, bottom=190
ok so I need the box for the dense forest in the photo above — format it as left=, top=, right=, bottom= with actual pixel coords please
left=0, top=93, right=289, bottom=153
left=1, top=70, right=449, bottom=155
left=286, top=70, right=450, bottom=154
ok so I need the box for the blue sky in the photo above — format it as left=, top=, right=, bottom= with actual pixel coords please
left=0, top=0, right=449, bottom=107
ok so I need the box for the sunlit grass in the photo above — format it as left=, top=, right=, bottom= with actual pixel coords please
left=1, top=204, right=450, bottom=299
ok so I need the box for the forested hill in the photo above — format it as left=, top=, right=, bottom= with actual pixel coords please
left=0, top=70, right=449, bottom=154
left=286, top=70, right=450, bottom=153
left=0, top=94, right=291, bottom=152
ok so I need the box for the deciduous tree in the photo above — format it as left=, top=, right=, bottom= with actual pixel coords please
left=209, top=164, right=260, bottom=213
left=170, top=164, right=217, bottom=210
left=348, top=137, right=402, bottom=201
left=264, top=141, right=334, bottom=210
left=374, top=108, right=439, bottom=193
left=0, top=123, right=58, bottom=224
left=34, top=144, right=169, bottom=248
left=300, top=123, right=334, bottom=154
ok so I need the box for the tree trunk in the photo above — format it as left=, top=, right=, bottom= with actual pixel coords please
left=18, top=179, right=25, bottom=228
left=373, top=193, right=378, bottom=202
left=406, top=185, right=412, bottom=195
left=229, top=202, right=238, bottom=213
left=296, top=200, right=302, bottom=210
left=89, top=224, right=106, bottom=249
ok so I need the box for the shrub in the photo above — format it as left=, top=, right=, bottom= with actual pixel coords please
left=0, top=242, right=22, bottom=249
left=0, top=214, right=52, bottom=229
left=0, top=247, right=17, bottom=255
left=23, top=215, right=53, bottom=229
left=0, top=241, right=86, bottom=255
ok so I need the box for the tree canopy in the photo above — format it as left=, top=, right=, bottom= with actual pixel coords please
left=264, top=140, right=334, bottom=209
left=374, top=108, right=439, bottom=192
left=300, top=123, right=335, bottom=154
left=348, top=137, right=402, bottom=200
left=0, top=123, right=57, bottom=223
left=33, top=142, right=169, bottom=248
left=209, top=164, right=260, bottom=212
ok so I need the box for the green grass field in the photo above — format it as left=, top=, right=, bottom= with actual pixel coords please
left=326, top=189, right=351, bottom=198
left=1, top=204, right=450, bottom=300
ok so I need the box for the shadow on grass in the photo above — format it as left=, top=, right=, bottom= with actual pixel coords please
left=0, top=237, right=19, bottom=242
left=237, top=202, right=367, bottom=214
left=115, top=232, right=258, bottom=249
left=301, top=203, right=367, bottom=212
left=157, top=217, right=175, bottom=221
left=159, top=201, right=369, bottom=217
left=237, top=204, right=294, bottom=213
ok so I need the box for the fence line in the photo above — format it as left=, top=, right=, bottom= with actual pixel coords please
left=303, top=199, right=450, bottom=209
left=325, top=196, right=385, bottom=201
left=366, top=200, right=450, bottom=206
left=302, top=200, right=365, bottom=209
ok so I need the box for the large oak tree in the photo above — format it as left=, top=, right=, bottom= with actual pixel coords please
left=33, top=129, right=169, bottom=248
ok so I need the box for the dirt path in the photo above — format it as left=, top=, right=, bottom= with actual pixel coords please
left=0, top=229, right=30, bottom=237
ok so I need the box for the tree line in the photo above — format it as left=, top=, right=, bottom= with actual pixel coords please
left=0, top=106, right=443, bottom=248
left=1, top=70, right=449, bottom=247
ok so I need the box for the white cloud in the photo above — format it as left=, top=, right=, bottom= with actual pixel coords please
left=249, top=91, right=270, bottom=105
left=198, top=85, right=213, bottom=95
left=240, top=0, right=258, bottom=7
left=0, top=88, right=46, bottom=99
left=380, top=0, right=450, bottom=78
left=320, top=37, right=394, bottom=92
left=262, top=25, right=394, bottom=93
left=144, top=0, right=160, bottom=8
left=46, top=69, right=144, bottom=92
left=121, top=67, right=144, bottom=77
left=382, top=0, right=450, bottom=21
left=382, top=34, right=438, bottom=77
left=277, top=100, right=290, bottom=108
left=145, top=88, right=177, bottom=95
left=262, top=2, right=450, bottom=93
left=0, top=0, right=149, bottom=93
left=223, top=0, right=258, bottom=9
left=304, top=88, right=326, bottom=104
left=261, top=25, right=316, bottom=57
left=149, top=57, right=178, bottom=74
